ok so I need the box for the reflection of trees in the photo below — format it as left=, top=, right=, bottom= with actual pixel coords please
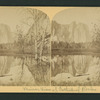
left=19, top=57, right=25, bottom=81
left=73, top=55, right=90, bottom=76
left=16, top=56, right=50, bottom=86
left=0, top=56, right=13, bottom=76
left=51, top=55, right=91, bottom=77
left=25, top=57, right=50, bottom=86
left=51, top=56, right=70, bottom=77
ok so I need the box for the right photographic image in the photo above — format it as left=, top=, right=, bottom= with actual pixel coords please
left=51, top=7, right=100, bottom=86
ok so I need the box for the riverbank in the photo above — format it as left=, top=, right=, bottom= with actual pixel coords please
left=52, top=49, right=100, bottom=56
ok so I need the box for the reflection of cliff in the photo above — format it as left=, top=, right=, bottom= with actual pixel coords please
left=51, top=55, right=92, bottom=77
left=52, top=21, right=90, bottom=43
left=51, top=56, right=100, bottom=86
left=0, top=24, right=12, bottom=43
left=70, top=55, right=91, bottom=75
left=0, top=56, right=13, bottom=76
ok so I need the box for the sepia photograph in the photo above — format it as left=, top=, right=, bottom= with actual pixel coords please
left=0, top=8, right=51, bottom=86
left=51, top=7, right=100, bottom=86
left=1, top=6, right=100, bottom=93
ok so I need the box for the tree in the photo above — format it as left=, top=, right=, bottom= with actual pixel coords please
left=16, top=25, right=25, bottom=53
left=22, top=8, right=50, bottom=63
left=92, top=23, right=100, bottom=48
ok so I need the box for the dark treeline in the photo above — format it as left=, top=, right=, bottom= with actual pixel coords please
left=0, top=34, right=50, bottom=55
left=51, top=40, right=100, bottom=54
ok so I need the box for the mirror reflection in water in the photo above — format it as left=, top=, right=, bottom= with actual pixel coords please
left=51, top=55, right=100, bottom=86
left=0, top=56, right=50, bottom=86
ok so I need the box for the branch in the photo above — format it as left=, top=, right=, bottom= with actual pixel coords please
left=21, top=20, right=31, bottom=27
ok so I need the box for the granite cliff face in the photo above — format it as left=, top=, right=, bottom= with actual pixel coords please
left=0, top=24, right=12, bottom=43
left=0, top=24, right=13, bottom=76
left=52, top=21, right=90, bottom=43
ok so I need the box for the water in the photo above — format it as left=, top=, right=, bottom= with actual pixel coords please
left=51, top=55, right=100, bottom=86
left=0, top=56, right=50, bottom=86
left=1, top=55, right=100, bottom=86
left=51, top=55, right=100, bottom=77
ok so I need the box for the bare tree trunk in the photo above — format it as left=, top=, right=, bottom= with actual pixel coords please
left=20, top=58, right=24, bottom=81
left=39, top=30, right=45, bottom=64
left=34, top=10, right=38, bottom=60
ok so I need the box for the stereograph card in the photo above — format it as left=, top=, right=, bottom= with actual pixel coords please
left=0, top=7, right=99, bottom=93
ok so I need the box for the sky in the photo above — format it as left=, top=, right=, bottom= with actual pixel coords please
left=0, top=8, right=23, bottom=32
left=53, top=7, right=100, bottom=32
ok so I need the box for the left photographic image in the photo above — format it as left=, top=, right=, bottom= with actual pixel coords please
left=0, top=7, right=51, bottom=86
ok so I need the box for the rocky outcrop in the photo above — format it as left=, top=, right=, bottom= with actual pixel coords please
left=52, top=21, right=90, bottom=43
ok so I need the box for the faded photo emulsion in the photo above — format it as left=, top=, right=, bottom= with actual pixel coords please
left=0, top=7, right=100, bottom=93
